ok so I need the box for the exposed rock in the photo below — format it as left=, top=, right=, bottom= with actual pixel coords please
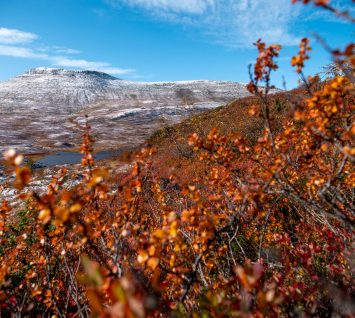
left=0, top=68, right=253, bottom=154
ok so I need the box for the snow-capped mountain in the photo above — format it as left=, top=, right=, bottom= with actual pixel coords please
left=0, top=68, right=121, bottom=111
left=0, top=68, right=252, bottom=154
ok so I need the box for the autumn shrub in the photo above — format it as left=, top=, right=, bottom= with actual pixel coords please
left=0, top=1, right=354, bottom=317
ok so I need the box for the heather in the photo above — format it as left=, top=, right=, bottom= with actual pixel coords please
left=0, top=1, right=354, bottom=317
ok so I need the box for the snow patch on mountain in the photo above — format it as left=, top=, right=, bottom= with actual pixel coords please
left=0, top=68, right=254, bottom=154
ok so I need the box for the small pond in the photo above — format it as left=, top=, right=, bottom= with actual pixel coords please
left=34, top=150, right=121, bottom=168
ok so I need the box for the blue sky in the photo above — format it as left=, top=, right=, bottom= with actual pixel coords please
left=0, top=0, right=353, bottom=87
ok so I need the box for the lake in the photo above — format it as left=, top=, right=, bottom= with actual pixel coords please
left=34, top=150, right=121, bottom=168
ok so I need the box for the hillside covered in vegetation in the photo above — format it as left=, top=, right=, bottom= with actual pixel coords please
left=0, top=1, right=354, bottom=317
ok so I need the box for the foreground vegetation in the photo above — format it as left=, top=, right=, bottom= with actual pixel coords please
left=0, top=1, right=354, bottom=317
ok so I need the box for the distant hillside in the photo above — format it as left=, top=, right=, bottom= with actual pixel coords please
left=0, top=68, right=254, bottom=154
left=142, top=90, right=297, bottom=184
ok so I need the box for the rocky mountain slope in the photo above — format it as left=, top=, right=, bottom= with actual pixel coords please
left=0, top=68, right=253, bottom=154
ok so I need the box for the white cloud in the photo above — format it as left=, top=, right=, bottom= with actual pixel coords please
left=0, top=27, right=135, bottom=76
left=0, top=27, right=38, bottom=44
left=51, top=57, right=107, bottom=69
left=109, top=0, right=302, bottom=47
left=297, top=0, right=355, bottom=24
left=119, top=0, right=213, bottom=14
left=96, top=67, right=135, bottom=75
left=204, top=0, right=301, bottom=47
left=109, top=0, right=355, bottom=47
left=0, top=45, right=48, bottom=59
left=51, top=57, right=134, bottom=75
left=53, top=46, right=81, bottom=55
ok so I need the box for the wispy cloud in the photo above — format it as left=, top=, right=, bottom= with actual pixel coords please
left=297, top=0, right=355, bottom=24
left=107, top=0, right=301, bottom=47
left=52, top=57, right=134, bottom=74
left=0, top=45, right=48, bottom=59
left=53, top=46, right=81, bottom=55
left=118, top=0, right=213, bottom=14
left=205, top=0, right=301, bottom=47
left=0, top=27, right=38, bottom=44
left=0, top=27, right=134, bottom=76
left=95, top=67, right=135, bottom=75
left=108, top=0, right=354, bottom=48
left=52, top=57, right=111, bottom=69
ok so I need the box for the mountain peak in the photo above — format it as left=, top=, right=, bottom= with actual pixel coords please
left=25, top=67, right=119, bottom=80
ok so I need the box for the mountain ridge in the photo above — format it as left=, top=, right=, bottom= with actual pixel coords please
left=24, top=67, right=120, bottom=80
left=0, top=67, right=253, bottom=154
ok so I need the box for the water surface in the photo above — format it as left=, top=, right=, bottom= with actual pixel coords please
left=35, top=150, right=120, bottom=167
